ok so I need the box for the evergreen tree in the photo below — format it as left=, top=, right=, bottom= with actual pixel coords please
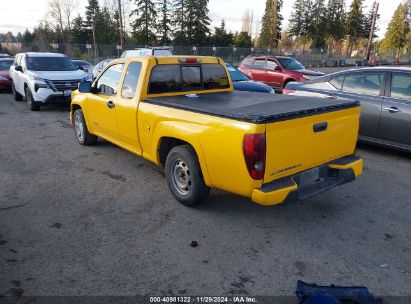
left=22, top=29, right=35, bottom=46
left=172, top=0, right=186, bottom=45
left=95, top=6, right=118, bottom=44
left=157, top=0, right=172, bottom=45
left=16, top=32, right=23, bottom=42
left=212, top=20, right=233, bottom=46
left=258, top=0, right=283, bottom=48
left=84, top=0, right=100, bottom=46
left=325, top=0, right=346, bottom=43
left=130, top=0, right=157, bottom=45
left=288, top=0, right=306, bottom=38
left=185, top=0, right=210, bottom=45
left=71, top=15, right=88, bottom=43
left=345, top=0, right=367, bottom=55
left=308, top=0, right=327, bottom=49
left=233, top=31, right=252, bottom=47
left=381, top=4, right=409, bottom=55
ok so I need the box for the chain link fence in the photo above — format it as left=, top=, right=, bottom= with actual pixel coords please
left=2, top=42, right=411, bottom=67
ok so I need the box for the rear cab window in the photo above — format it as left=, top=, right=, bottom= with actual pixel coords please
left=148, top=63, right=229, bottom=94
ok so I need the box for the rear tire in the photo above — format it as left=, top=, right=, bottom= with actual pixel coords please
left=165, top=145, right=210, bottom=206
left=73, top=109, right=98, bottom=146
left=25, top=87, right=40, bottom=111
left=12, top=82, right=23, bottom=101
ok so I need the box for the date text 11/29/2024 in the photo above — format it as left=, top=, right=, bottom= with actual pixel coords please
left=150, top=296, right=257, bottom=303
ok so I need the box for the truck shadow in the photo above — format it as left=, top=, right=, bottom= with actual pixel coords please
left=198, top=189, right=342, bottom=223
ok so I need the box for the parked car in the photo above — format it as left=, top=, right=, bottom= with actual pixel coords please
left=10, top=52, right=89, bottom=111
left=0, top=57, right=14, bottom=91
left=121, top=47, right=172, bottom=58
left=70, top=56, right=362, bottom=206
left=284, top=67, right=411, bottom=152
left=92, top=58, right=113, bottom=79
left=238, top=55, right=325, bottom=92
left=71, top=59, right=93, bottom=80
left=225, top=63, right=274, bottom=93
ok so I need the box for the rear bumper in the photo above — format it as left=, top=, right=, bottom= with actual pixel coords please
left=251, top=155, right=363, bottom=206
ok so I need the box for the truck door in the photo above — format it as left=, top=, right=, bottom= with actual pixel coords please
left=378, top=72, right=411, bottom=146
left=115, top=61, right=144, bottom=155
left=88, top=63, right=124, bottom=143
left=249, top=59, right=267, bottom=83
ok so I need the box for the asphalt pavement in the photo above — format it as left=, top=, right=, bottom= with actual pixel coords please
left=0, top=93, right=410, bottom=300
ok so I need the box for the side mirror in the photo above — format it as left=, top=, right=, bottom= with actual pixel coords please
left=274, top=66, right=281, bottom=71
left=77, top=65, right=84, bottom=71
left=15, top=65, right=23, bottom=72
left=78, top=81, right=92, bottom=93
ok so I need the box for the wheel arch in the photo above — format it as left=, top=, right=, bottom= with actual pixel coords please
left=156, top=135, right=211, bottom=186
left=70, top=103, right=94, bottom=135
left=283, top=78, right=297, bottom=88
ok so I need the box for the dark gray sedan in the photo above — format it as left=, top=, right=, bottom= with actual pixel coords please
left=285, top=67, right=411, bottom=152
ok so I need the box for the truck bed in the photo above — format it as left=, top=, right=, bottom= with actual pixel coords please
left=144, top=91, right=359, bottom=124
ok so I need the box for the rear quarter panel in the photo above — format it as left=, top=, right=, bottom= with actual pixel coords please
left=137, top=102, right=264, bottom=197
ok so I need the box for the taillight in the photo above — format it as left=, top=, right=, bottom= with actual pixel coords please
left=282, top=88, right=296, bottom=95
left=243, top=134, right=266, bottom=180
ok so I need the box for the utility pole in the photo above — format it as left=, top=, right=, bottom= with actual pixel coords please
left=118, top=0, right=124, bottom=51
left=365, top=1, right=379, bottom=61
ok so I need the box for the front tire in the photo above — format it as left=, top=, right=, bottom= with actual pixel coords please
left=12, top=82, right=23, bottom=101
left=25, top=87, right=40, bottom=111
left=165, top=145, right=210, bottom=206
left=73, top=109, right=98, bottom=146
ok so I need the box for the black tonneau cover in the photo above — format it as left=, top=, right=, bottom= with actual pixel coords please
left=144, top=91, right=359, bottom=124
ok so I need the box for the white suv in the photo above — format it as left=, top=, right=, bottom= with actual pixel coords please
left=10, top=52, right=89, bottom=111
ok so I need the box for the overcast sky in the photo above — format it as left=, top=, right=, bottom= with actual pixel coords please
left=0, top=0, right=404, bottom=39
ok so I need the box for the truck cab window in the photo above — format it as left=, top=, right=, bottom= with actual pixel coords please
left=181, top=66, right=201, bottom=90
left=121, top=62, right=142, bottom=99
left=96, top=63, right=124, bottom=96
left=148, top=64, right=230, bottom=94
left=148, top=65, right=182, bottom=94
left=202, top=64, right=229, bottom=89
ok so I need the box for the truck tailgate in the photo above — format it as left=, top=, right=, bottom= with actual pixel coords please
left=264, top=106, right=360, bottom=184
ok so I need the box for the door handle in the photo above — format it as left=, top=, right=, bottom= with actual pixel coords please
left=384, top=107, right=400, bottom=113
left=313, top=122, right=328, bottom=133
left=106, top=100, right=115, bottom=109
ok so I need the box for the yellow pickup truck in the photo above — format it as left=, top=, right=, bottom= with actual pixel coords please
left=70, top=56, right=363, bottom=206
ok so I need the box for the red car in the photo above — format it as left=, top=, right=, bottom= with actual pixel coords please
left=0, top=57, right=14, bottom=91
left=238, top=55, right=325, bottom=92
